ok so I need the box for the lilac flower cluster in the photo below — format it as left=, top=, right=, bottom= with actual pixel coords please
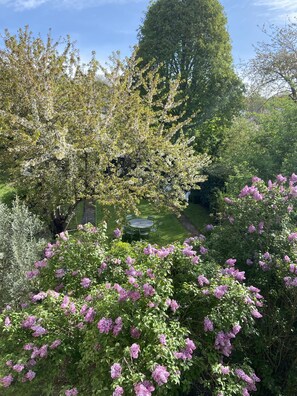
left=134, top=381, right=155, bottom=396
left=97, top=317, right=123, bottom=336
left=110, top=363, right=122, bottom=379
left=143, top=244, right=175, bottom=258
left=165, top=298, right=180, bottom=312
left=235, top=369, right=261, bottom=393
left=239, top=185, right=263, bottom=201
left=175, top=338, right=196, bottom=360
left=214, top=285, right=228, bottom=299
left=215, top=324, right=241, bottom=357
left=151, top=365, right=170, bottom=386
left=130, top=343, right=140, bottom=359
left=65, top=387, right=78, bottom=395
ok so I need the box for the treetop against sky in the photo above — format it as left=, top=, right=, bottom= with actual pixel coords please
left=0, top=0, right=296, bottom=66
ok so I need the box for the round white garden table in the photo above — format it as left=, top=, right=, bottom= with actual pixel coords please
left=128, top=218, right=154, bottom=230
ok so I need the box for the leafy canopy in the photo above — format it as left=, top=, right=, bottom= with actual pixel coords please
left=0, top=27, right=209, bottom=233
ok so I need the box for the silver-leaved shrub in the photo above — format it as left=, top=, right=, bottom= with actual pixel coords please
left=0, top=199, right=46, bottom=307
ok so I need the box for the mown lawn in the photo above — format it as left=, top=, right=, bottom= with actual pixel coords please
left=68, top=200, right=210, bottom=246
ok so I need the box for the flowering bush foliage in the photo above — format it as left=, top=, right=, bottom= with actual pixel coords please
left=0, top=223, right=261, bottom=395
left=208, top=175, right=297, bottom=395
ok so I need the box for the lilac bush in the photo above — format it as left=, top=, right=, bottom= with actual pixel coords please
left=208, top=175, right=297, bottom=395
left=0, top=223, right=261, bottom=395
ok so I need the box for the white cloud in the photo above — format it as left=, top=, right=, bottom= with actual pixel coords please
left=254, top=0, right=297, bottom=19
left=0, top=0, right=144, bottom=10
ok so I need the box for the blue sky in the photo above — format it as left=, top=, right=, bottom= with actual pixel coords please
left=0, top=0, right=296, bottom=66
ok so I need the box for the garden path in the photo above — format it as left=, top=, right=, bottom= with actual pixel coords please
left=82, top=200, right=96, bottom=225
left=178, top=213, right=199, bottom=236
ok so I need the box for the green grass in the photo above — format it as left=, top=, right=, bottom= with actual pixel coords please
left=183, top=203, right=211, bottom=232
left=0, top=182, right=15, bottom=205
left=96, top=201, right=190, bottom=245
left=67, top=200, right=210, bottom=246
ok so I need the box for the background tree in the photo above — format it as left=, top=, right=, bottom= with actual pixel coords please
left=137, top=0, right=244, bottom=156
left=247, top=20, right=297, bottom=101
left=0, top=27, right=209, bottom=234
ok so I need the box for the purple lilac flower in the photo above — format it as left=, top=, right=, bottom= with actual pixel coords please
left=205, top=224, right=214, bottom=231
left=12, top=364, right=24, bottom=372
left=111, top=363, right=122, bottom=379
left=197, top=275, right=209, bottom=286
left=39, top=345, right=48, bottom=358
left=200, top=246, right=208, bottom=255
left=129, top=291, right=141, bottom=302
left=215, top=331, right=234, bottom=357
left=26, top=269, right=40, bottom=279
left=288, top=233, right=297, bottom=242
left=84, top=308, right=96, bottom=323
left=226, top=258, right=236, bottom=266
left=80, top=278, right=91, bottom=288
left=192, top=256, right=200, bottom=265
left=4, top=316, right=11, bottom=327
left=23, top=343, right=34, bottom=351
left=113, top=228, right=122, bottom=238
left=166, top=299, right=179, bottom=312
left=251, top=309, right=263, bottom=319
left=214, top=285, right=228, bottom=299
left=113, top=317, right=123, bottom=336
left=130, top=343, right=140, bottom=359
left=126, top=256, right=135, bottom=265
left=134, top=383, right=151, bottom=396
left=113, top=386, right=124, bottom=396
left=22, top=316, right=37, bottom=329
left=175, top=338, right=196, bottom=360
left=143, top=283, right=155, bottom=297
left=65, top=388, right=78, bottom=396
left=31, top=325, right=47, bottom=337
left=130, top=326, right=141, bottom=339
left=32, top=292, right=47, bottom=302
left=232, top=324, right=242, bottom=335
left=97, top=318, right=113, bottom=334
left=220, top=365, right=230, bottom=375
left=61, top=296, right=70, bottom=309
left=252, top=176, right=262, bottom=183
left=25, top=370, right=36, bottom=381
left=0, top=374, right=13, bottom=387
left=235, top=369, right=254, bottom=384
left=182, top=246, right=196, bottom=256
left=50, top=339, right=61, bottom=349
left=152, top=365, right=170, bottom=386
left=276, top=174, right=287, bottom=184
left=55, top=268, right=66, bottom=278
left=204, top=317, right=214, bottom=332
left=159, top=334, right=167, bottom=345
left=224, top=197, right=233, bottom=205
left=248, top=225, right=256, bottom=233
left=144, top=244, right=157, bottom=255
